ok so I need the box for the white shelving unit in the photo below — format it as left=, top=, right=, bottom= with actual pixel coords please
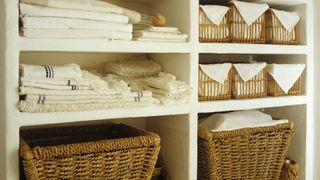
left=0, top=0, right=315, bottom=179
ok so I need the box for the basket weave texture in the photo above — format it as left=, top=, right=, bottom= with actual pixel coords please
left=266, top=10, right=299, bottom=45
left=198, top=120, right=294, bottom=180
left=20, top=123, right=161, bottom=180
left=267, top=74, right=302, bottom=96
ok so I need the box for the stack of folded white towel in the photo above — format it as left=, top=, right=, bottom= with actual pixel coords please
left=19, top=63, right=154, bottom=113
left=132, top=14, right=188, bottom=43
left=104, top=54, right=192, bottom=105
left=19, top=0, right=141, bottom=40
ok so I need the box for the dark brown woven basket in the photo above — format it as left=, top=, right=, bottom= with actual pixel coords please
left=198, top=120, right=294, bottom=180
left=20, top=123, right=161, bottom=180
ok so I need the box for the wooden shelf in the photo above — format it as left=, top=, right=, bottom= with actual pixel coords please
left=197, top=96, right=307, bottom=113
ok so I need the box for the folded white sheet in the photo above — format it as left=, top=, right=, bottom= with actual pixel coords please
left=233, top=63, right=266, bottom=82
left=19, top=99, right=154, bottom=112
left=268, top=64, right=305, bottom=93
left=271, top=9, right=300, bottom=32
left=133, top=38, right=187, bottom=43
left=21, top=0, right=123, bottom=14
left=199, top=63, right=232, bottom=84
left=22, top=17, right=133, bottom=32
left=199, top=110, right=288, bottom=132
left=22, top=28, right=133, bottom=40
left=200, top=5, right=229, bottom=25
left=20, top=64, right=82, bottom=80
left=133, top=31, right=188, bottom=40
left=144, top=74, right=191, bottom=93
left=134, top=24, right=181, bottom=33
left=232, top=1, right=269, bottom=26
left=19, top=3, right=129, bottom=23
left=144, top=85, right=191, bottom=99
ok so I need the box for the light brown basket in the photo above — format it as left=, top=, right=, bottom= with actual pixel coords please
left=280, top=159, right=299, bottom=180
left=20, top=123, right=161, bottom=180
left=232, top=66, right=267, bottom=99
left=267, top=74, right=302, bottom=96
left=266, top=10, right=299, bottom=45
left=198, top=120, right=294, bottom=180
left=229, top=3, right=266, bottom=44
left=198, top=65, right=232, bottom=101
left=199, top=6, right=229, bottom=42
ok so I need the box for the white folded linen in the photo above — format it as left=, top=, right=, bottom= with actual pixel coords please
left=104, top=54, right=162, bottom=78
left=232, top=1, right=269, bottom=26
left=199, top=63, right=232, bottom=84
left=21, top=17, right=133, bottom=32
left=133, top=24, right=181, bottom=34
left=199, top=110, right=289, bottom=132
left=20, top=64, right=82, bottom=80
left=153, top=93, right=189, bottom=106
left=144, top=75, right=191, bottom=93
left=200, top=5, right=229, bottom=25
left=21, top=82, right=92, bottom=90
left=21, top=0, right=141, bottom=24
left=133, top=38, right=187, bottom=43
left=21, top=0, right=123, bottom=14
left=19, top=3, right=129, bottom=23
left=233, top=62, right=266, bottom=82
left=271, top=9, right=300, bottom=32
left=144, top=85, right=191, bottom=99
left=268, top=64, right=305, bottom=93
left=21, top=28, right=133, bottom=40
left=19, top=99, right=155, bottom=113
left=23, top=91, right=152, bottom=102
left=133, top=31, right=188, bottom=40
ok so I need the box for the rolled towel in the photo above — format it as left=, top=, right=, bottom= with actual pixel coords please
left=19, top=3, right=129, bottom=23
left=20, top=64, right=82, bottom=80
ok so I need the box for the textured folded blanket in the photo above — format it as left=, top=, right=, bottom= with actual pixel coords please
left=133, top=31, right=188, bottom=40
left=21, top=0, right=141, bottom=24
left=19, top=3, right=129, bottom=23
left=22, top=28, right=133, bottom=40
left=19, top=99, right=155, bottom=113
left=20, top=64, right=82, bottom=80
left=104, top=54, right=162, bottom=78
left=22, top=17, right=133, bottom=32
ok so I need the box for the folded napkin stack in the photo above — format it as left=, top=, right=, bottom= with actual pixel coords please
left=104, top=55, right=192, bottom=105
left=19, top=64, right=154, bottom=113
left=132, top=14, right=188, bottom=43
left=19, top=0, right=142, bottom=40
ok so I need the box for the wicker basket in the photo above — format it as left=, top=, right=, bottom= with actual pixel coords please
left=266, top=10, right=299, bottom=45
left=198, top=66, right=232, bottom=101
left=199, top=6, right=229, bottom=42
left=198, top=120, right=294, bottom=180
left=20, top=123, right=161, bottom=180
left=229, top=3, right=266, bottom=44
left=268, top=74, right=302, bottom=96
left=232, top=66, right=267, bottom=99
left=280, top=159, right=299, bottom=180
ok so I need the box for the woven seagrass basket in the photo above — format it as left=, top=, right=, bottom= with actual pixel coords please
left=280, top=159, right=299, bottom=180
left=20, top=123, right=161, bottom=180
left=267, top=74, right=302, bottom=96
left=199, top=6, right=230, bottom=43
left=198, top=120, right=294, bottom=180
left=198, top=65, right=232, bottom=101
left=229, top=3, right=266, bottom=44
left=266, top=10, right=299, bottom=45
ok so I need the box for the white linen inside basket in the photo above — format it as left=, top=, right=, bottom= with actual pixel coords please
left=232, top=0, right=269, bottom=26
left=271, top=9, right=300, bottom=32
left=233, top=62, right=266, bottom=82
left=267, top=64, right=305, bottom=94
left=200, top=5, right=229, bottom=26
left=199, top=63, right=232, bottom=84
left=199, top=110, right=289, bottom=132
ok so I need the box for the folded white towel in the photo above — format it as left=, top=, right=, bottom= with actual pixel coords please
left=22, top=28, right=133, bottom=40
left=21, top=17, right=133, bottom=32
left=199, top=63, right=232, bottom=84
left=21, top=82, right=92, bottom=90
left=200, top=5, right=229, bottom=25
left=134, top=24, right=181, bottom=34
left=133, top=38, right=187, bottom=43
left=144, top=78, right=191, bottom=93
left=199, top=110, right=288, bottom=132
left=144, top=85, right=191, bottom=99
left=233, top=62, right=266, bottom=82
left=268, top=64, right=305, bottom=93
left=20, top=64, right=82, bottom=80
left=153, top=93, right=189, bottom=106
left=133, top=31, right=188, bottom=40
left=271, top=9, right=300, bottom=32
left=19, top=3, right=129, bottom=23
left=21, top=0, right=123, bottom=14
left=232, top=1, right=269, bottom=26
left=19, top=99, right=154, bottom=113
